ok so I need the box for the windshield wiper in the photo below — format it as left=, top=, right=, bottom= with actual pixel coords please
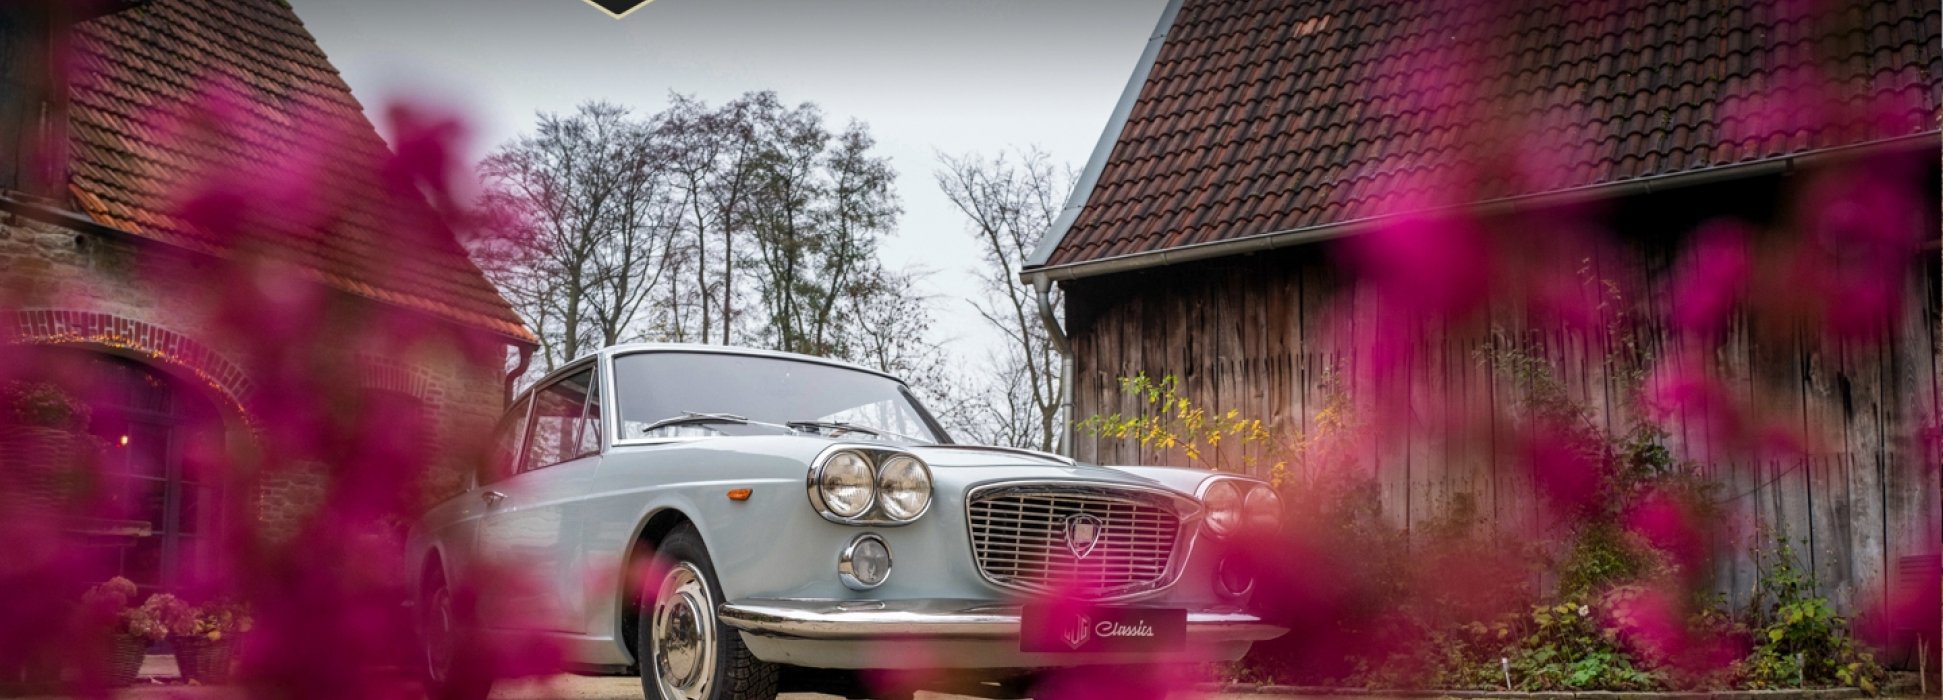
left=636, top=411, right=749, bottom=436
left=785, top=420, right=883, bottom=438
left=787, top=420, right=936, bottom=444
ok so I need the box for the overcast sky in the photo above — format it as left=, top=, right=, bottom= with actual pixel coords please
left=292, top=0, right=1166, bottom=358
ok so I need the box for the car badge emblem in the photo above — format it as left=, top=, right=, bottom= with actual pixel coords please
left=1062, top=613, right=1092, bottom=650
left=1064, top=514, right=1104, bottom=559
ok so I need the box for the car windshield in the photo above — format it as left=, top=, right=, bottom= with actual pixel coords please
left=612, top=351, right=948, bottom=444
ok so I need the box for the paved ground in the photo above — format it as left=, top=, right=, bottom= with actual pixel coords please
left=53, top=674, right=1246, bottom=699
left=105, top=656, right=1226, bottom=699
left=491, top=674, right=1243, bottom=699
left=72, top=657, right=1923, bottom=700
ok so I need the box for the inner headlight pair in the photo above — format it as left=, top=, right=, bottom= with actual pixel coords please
left=1202, top=479, right=1281, bottom=537
left=809, top=448, right=932, bottom=524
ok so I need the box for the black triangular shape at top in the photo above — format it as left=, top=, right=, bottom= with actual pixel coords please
left=586, top=0, right=653, bottom=17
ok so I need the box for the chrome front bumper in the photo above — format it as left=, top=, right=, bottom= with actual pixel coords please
left=718, top=598, right=1285, bottom=669
left=718, top=598, right=1285, bottom=642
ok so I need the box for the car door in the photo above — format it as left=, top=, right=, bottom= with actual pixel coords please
left=423, top=392, right=530, bottom=599
left=475, top=363, right=603, bottom=633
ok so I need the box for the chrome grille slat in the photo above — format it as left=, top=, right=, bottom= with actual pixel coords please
left=966, top=485, right=1183, bottom=598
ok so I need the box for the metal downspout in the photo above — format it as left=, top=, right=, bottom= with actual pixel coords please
left=505, top=345, right=533, bottom=405
left=1032, top=276, right=1074, bottom=457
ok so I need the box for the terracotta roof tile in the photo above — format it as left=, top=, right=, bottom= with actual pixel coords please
left=66, top=0, right=533, bottom=343
left=1041, top=0, right=1941, bottom=270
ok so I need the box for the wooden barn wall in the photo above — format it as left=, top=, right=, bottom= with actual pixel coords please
left=1059, top=185, right=1943, bottom=620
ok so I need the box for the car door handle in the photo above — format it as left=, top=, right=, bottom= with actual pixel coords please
left=481, top=490, right=507, bottom=507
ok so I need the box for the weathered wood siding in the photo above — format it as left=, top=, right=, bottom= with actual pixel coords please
left=1060, top=179, right=1943, bottom=622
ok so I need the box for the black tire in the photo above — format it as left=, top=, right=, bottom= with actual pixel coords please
left=421, top=569, right=493, bottom=700
left=637, top=525, right=780, bottom=700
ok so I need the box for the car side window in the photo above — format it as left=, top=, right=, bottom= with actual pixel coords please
left=520, top=368, right=597, bottom=473
left=482, top=395, right=531, bottom=486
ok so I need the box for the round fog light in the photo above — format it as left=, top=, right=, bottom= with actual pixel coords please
left=1215, top=555, right=1254, bottom=598
left=838, top=534, right=892, bottom=590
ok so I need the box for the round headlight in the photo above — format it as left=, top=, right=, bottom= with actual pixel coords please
left=1203, top=479, right=1242, bottom=536
left=1244, top=485, right=1282, bottom=532
left=816, top=451, right=875, bottom=518
left=875, top=455, right=931, bottom=521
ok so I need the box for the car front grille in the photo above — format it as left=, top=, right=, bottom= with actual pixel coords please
left=966, top=485, right=1185, bottom=598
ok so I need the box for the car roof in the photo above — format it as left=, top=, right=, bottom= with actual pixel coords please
left=602, top=343, right=898, bottom=379
left=516, top=343, right=903, bottom=401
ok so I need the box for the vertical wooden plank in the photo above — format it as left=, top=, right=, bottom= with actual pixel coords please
left=1263, top=259, right=1298, bottom=479
left=1298, top=256, right=1336, bottom=483
left=1842, top=341, right=1890, bottom=615
left=1456, top=319, right=1495, bottom=534
left=1124, top=291, right=1148, bottom=465
left=1072, top=327, right=1094, bottom=464
left=1808, top=451, right=1853, bottom=602
left=1363, top=286, right=1410, bottom=531
left=1405, top=317, right=1430, bottom=536
left=1485, top=265, right=1529, bottom=537
left=1133, top=272, right=1158, bottom=464
left=1753, top=316, right=1816, bottom=596
left=1880, top=267, right=1938, bottom=628
left=1113, top=295, right=1132, bottom=462
left=1166, top=272, right=1191, bottom=466
left=1215, top=265, right=1242, bottom=472
left=1247, top=260, right=1274, bottom=477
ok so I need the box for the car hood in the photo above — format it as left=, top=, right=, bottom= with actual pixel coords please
left=911, top=444, right=1073, bottom=468
left=910, top=444, right=1232, bottom=496
left=643, top=435, right=1237, bottom=497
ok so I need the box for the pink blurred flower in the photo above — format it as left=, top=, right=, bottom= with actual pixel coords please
left=1669, top=221, right=1752, bottom=336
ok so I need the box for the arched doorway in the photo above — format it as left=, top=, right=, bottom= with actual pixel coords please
left=22, top=349, right=232, bottom=592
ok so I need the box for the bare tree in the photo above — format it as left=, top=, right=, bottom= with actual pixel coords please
left=936, top=148, right=1070, bottom=451
left=746, top=106, right=900, bottom=358
left=658, top=92, right=768, bottom=345
left=476, top=102, right=678, bottom=370
left=471, top=94, right=940, bottom=403
left=844, top=266, right=944, bottom=382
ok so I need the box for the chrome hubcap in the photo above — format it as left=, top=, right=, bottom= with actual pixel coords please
left=650, top=563, right=716, bottom=700
left=425, top=588, right=455, bottom=683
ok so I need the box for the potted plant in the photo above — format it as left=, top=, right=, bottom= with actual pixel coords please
left=77, top=577, right=164, bottom=687
left=154, top=596, right=250, bottom=684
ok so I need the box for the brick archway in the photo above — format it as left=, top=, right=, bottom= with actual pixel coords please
left=4, top=309, right=253, bottom=420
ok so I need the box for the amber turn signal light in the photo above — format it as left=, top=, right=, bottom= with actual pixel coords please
left=727, top=488, right=753, bottom=502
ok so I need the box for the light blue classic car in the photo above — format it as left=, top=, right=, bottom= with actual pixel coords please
left=408, top=344, right=1286, bottom=700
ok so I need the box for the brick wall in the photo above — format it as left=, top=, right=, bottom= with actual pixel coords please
left=1, top=211, right=511, bottom=545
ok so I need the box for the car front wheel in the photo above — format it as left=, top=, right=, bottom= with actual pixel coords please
left=638, top=525, right=778, bottom=700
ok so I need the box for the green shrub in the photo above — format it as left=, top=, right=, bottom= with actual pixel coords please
left=1508, top=599, right=1660, bottom=690
left=1741, top=539, right=1883, bottom=693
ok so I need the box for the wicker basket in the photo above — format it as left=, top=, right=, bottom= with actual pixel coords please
left=172, top=636, right=237, bottom=684
left=103, top=632, right=148, bottom=688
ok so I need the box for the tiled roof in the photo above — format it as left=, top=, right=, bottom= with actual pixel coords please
left=1036, top=0, right=1942, bottom=271
left=65, top=0, right=535, bottom=344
